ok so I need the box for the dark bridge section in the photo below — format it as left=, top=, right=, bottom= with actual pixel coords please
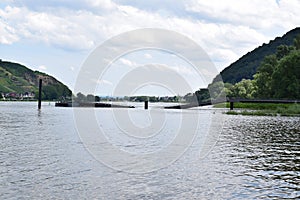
left=55, top=102, right=135, bottom=108
left=55, top=99, right=299, bottom=110
left=164, top=101, right=212, bottom=109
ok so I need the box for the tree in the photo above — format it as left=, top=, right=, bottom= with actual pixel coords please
left=207, top=81, right=226, bottom=100
left=95, top=96, right=101, bottom=102
left=76, top=92, right=86, bottom=102
left=253, top=55, right=278, bottom=98
left=149, top=96, right=158, bottom=102
left=43, top=85, right=58, bottom=100
left=231, top=79, right=255, bottom=99
left=184, top=92, right=196, bottom=103
left=294, top=34, right=300, bottom=50
left=271, top=50, right=300, bottom=99
left=86, top=94, right=95, bottom=102
left=224, top=83, right=234, bottom=98
left=195, top=88, right=210, bottom=103
left=276, top=45, right=295, bottom=60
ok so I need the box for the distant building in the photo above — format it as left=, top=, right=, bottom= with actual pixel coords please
left=2, top=92, right=35, bottom=100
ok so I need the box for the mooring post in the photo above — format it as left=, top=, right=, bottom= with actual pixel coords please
left=144, top=100, right=148, bottom=110
left=230, top=101, right=234, bottom=110
left=38, top=79, right=42, bottom=110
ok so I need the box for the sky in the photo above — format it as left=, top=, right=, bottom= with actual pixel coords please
left=0, top=0, right=300, bottom=96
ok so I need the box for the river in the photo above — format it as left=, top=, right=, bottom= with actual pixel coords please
left=0, top=102, right=299, bottom=199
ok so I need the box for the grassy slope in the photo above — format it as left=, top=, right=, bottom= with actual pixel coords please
left=0, top=66, right=36, bottom=93
left=0, top=60, right=72, bottom=100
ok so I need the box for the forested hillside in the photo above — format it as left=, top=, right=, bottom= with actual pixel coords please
left=0, top=60, right=72, bottom=100
left=207, top=33, right=300, bottom=100
left=214, top=27, right=300, bottom=84
left=190, top=28, right=300, bottom=102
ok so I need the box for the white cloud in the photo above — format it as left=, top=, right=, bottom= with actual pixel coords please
left=96, top=79, right=113, bottom=85
left=185, top=0, right=300, bottom=32
left=0, top=5, right=96, bottom=49
left=85, top=0, right=116, bottom=11
left=144, top=53, right=152, bottom=59
left=119, top=58, right=137, bottom=67
left=22, top=9, right=95, bottom=50
left=0, top=20, right=19, bottom=44
left=0, top=6, right=20, bottom=44
left=38, top=65, right=47, bottom=70
left=0, top=0, right=299, bottom=71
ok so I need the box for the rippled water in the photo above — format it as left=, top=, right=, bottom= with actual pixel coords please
left=0, top=102, right=299, bottom=199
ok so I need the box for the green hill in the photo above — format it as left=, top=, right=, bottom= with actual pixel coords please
left=0, top=59, right=72, bottom=100
left=214, top=27, right=300, bottom=84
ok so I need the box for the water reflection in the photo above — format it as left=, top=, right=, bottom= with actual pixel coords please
left=37, top=110, right=43, bottom=126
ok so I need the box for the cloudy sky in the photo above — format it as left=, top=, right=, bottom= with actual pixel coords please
left=0, top=0, right=299, bottom=95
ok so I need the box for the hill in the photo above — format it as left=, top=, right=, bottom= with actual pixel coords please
left=214, top=27, right=300, bottom=84
left=0, top=59, right=72, bottom=100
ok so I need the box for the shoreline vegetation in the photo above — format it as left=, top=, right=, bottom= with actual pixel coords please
left=214, top=102, right=300, bottom=117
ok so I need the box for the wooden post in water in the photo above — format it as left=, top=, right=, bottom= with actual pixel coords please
left=230, top=101, right=234, bottom=110
left=38, top=79, right=42, bottom=110
left=144, top=100, right=148, bottom=110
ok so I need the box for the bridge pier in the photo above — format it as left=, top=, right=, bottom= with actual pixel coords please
left=144, top=100, right=148, bottom=110
left=230, top=101, right=234, bottom=110
left=38, top=79, right=42, bottom=110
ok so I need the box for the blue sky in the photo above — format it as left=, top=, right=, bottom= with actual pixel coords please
left=0, top=0, right=299, bottom=95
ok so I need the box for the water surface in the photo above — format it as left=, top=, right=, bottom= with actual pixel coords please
left=0, top=102, right=299, bottom=199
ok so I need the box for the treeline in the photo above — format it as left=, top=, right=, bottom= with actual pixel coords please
left=72, top=93, right=181, bottom=103
left=42, top=83, right=72, bottom=100
left=194, top=34, right=300, bottom=101
left=73, top=93, right=101, bottom=102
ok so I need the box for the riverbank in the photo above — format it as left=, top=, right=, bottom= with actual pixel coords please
left=215, top=102, right=300, bottom=117
left=0, top=99, right=58, bottom=102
